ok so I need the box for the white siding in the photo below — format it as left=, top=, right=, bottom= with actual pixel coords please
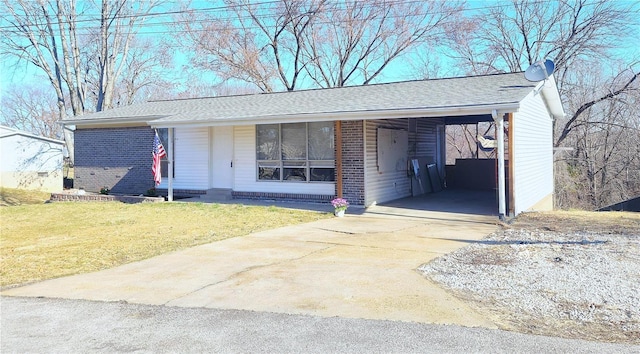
left=512, top=91, right=554, bottom=214
left=167, top=127, right=209, bottom=190
left=364, top=119, right=412, bottom=205
left=233, top=125, right=334, bottom=195
left=364, top=118, right=443, bottom=205
left=414, top=119, right=440, bottom=158
left=0, top=131, right=63, bottom=192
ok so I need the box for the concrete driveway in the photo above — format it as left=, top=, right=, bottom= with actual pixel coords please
left=2, top=202, right=499, bottom=328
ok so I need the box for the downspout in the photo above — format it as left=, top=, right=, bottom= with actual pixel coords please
left=168, top=128, right=174, bottom=201
left=493, top=110, right=506, bottom=220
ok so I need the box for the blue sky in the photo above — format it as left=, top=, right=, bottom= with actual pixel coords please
left=1, top=0, right=638, bottom=99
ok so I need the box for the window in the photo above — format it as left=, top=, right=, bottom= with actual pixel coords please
left=256, top=122, right=335, bottom=182
left=157, top=128, right=174, bottom=177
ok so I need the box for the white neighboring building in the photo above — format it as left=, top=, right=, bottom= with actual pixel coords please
left=0, top=126, right=64, bottom=192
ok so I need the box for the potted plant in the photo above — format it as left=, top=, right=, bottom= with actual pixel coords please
left=331, top=197, right=349, bottom=217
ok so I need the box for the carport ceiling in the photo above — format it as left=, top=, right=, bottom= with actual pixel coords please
left=443, top=114, right=494, bottom=125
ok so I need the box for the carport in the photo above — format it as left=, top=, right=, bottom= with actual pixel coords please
left=355, top=74, right=563, bottom=218
left=392, top=112, right=507, bottom=219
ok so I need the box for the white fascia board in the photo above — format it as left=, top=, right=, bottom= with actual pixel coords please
left=149, top=103, right=521, bottom=128
left=0, top=131, right=65, bottom=145
left=60, top=116, right=164, bottom=128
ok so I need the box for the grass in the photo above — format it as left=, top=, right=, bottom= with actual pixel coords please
left=0, top=188, right=331, bottom=288
left=0, top=187, right=50, bottom=206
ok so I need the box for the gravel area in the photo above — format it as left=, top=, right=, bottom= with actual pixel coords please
left=418, top=214, right=640, bottom=344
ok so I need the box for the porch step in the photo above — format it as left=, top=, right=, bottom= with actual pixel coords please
left=200, top=188, right=233, bottom=201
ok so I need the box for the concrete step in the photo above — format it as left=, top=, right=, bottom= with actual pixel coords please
left=200, top=188, right=233, bottom=201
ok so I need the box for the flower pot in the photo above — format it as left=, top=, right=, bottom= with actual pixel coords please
left=334, top=209, right=345, bottom=217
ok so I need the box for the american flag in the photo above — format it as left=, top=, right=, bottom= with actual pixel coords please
left=152, top=131, right=167, bottom=186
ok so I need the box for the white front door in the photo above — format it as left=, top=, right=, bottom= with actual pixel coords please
left=210, top=126, right=234, bottom=189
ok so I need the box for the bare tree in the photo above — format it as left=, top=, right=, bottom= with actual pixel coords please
left=179, top=0, right=324, bottom=92
left=556, top=64, right=640, bottom=208
left=556, top=68, right=639, bottom=147
left=178, top=0, right=464, bottom=91
left=301, top=0, right=464, bottom=87
left=450, top=0, right=635, bottom=76
left=1, top=0, right=165, bottom=162
left=0, top=85, right=61, bottom=139
left=442, top=0, right=640, bottom=209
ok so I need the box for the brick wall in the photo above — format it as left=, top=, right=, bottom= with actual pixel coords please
left=340, top=120, right=365, bottom=205
left=74, top=127, right=154, bottom=194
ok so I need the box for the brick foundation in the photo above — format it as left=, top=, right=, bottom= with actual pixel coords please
left=50, top=193, right=164, bottom=203
left=232, top=191, right=333, bottom=203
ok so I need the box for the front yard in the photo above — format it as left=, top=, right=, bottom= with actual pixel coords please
left=0, top=188, right=329, bottom=288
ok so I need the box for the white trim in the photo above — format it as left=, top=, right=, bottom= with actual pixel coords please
left=168, top=128, right=174, bottom=201
left=208, top=127, right=214, bottom=188
left=62, top=116, right=162, bottom=126
left=0, top=126, right=64, bottom=145
left=493, top=110, right=506, bottom=219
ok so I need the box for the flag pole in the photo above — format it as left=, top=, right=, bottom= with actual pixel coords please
left=168, top=128, right=174, bottom=201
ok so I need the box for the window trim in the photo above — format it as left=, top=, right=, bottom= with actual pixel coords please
left=157, top=128, right=175, bottom=178
left=256, top=122, right=335, bottom=183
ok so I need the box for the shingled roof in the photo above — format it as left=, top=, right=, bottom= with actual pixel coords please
left=64, top=72, right=560, bottom=128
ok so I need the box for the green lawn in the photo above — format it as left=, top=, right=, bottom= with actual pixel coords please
left=0, top=188, right=330, bottom=288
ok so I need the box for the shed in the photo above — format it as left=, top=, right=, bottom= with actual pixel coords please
left=0, top=126, right=65, bottom=192
left=63, top=72, right=564, bottom=217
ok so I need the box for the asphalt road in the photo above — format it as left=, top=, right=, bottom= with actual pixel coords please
left=2, top=296, right=638, bottom=353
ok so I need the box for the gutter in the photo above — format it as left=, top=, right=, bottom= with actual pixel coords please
left=60, top=115, right=168, bottom=127
left=0, top=132, right=65, bottom=145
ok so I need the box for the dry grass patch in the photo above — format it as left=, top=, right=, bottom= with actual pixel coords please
left=511, top=210, right=640, bottom=234
left=1, top=201, right=330, bottom=288
left=0, top=187, right=50, bottom=206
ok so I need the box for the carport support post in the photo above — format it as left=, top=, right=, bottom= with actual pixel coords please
left=493, top=110, right=506, bottom=220
left=335, top=121, right=343, bottom=198
left=168, top=128, right=174, bottom=202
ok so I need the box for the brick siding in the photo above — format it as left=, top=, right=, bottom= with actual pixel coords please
left=74, top=127, right=154, bottom=194
left=340, top=121, right=365, bottom=205
left=155, top=189, right=206, bottom=198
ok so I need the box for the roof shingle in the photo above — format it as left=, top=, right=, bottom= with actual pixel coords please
left=66, top=72, right=537, bottom=126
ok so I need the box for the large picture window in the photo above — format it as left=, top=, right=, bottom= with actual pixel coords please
left=257, top=122, right=335, bottom=182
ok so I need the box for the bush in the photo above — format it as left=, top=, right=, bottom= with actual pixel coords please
left=145, top=188, right=157, bottom=197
